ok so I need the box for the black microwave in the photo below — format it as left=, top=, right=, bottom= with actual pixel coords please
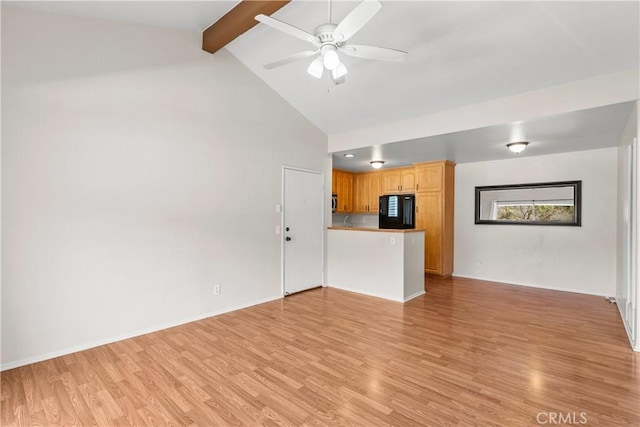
left=379, top=194, right=415, bottom=229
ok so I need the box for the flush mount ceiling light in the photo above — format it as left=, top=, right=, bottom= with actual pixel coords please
left=344, top=153, right=355, bottom=158
left=507, top=141, right=529, bottom=154
left=370, top=160, right=385, bottom=169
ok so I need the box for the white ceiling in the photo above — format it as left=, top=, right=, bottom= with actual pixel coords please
left=227, top=0, right=639, bottom=135
left=6, top=1, right=239, bottom=32
left=6, top=1, right=639, bottom=169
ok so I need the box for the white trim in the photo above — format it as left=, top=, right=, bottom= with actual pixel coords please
left=633, top=136, right=639, bottom=350
left=617, top=301, right=640, bottom=352
left=451, top=274, right=612, bottom=297
left=327, top=284, right=404, bottom=303
left=403, top=290, right=426, bottom=302
left=1, top=294, right=282, bottom=371
left=280, top=167, right=286, bottom=297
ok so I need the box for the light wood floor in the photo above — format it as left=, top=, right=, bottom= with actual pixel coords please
left=2, top=277, right=639, bottom=426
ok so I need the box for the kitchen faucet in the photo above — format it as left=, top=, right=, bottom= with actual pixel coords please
left=343, top=215, right=352, bottom=228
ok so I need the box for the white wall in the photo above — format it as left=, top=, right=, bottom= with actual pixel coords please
left=454, top=148, right=617, bottom=296
left=1, top=7, right=330, bottom=369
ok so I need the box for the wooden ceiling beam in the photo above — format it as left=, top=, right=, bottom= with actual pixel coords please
left=202, top=0, right=290, bottom=54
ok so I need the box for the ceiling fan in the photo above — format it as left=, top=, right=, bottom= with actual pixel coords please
left=255, top=0, right=408, bottom=85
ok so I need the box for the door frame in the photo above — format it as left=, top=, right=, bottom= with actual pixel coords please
left=281, top=165, right=326, bottom=297
left=619, top=138, right=639, bottom=351
left=630, top=138, right=638, bottom=349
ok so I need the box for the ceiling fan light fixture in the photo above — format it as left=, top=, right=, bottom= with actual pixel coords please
left=307, top=57, right=324, bottom=79
left=256, top=1, right=409, bottom=85
left=332, top=63, right=348, bottom=79
left=370, top=160, right=385, bottom=169
left=507, top=141, right=529, bottom=154
left=322, top=45, right=340, bottom=70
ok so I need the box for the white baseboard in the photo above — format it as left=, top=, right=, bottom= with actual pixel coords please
left=403, top=290, right=425, bottom=302
left=451, top=273, right=612, bottom=297
left=328, top=284, right=404, bottom=303
left=1, top=294, right=282, bottom=371
left=328, top=286, right=425, bottom=303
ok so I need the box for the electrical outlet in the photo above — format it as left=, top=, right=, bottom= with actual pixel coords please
left=214, top=285, right=221, bottom=295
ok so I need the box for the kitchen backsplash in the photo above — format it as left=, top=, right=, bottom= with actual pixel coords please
left=332, top=213, right=378, bottom=229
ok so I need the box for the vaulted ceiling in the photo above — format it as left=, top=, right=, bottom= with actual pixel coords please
left=6, top=1, right=640, bottom=167
left=227, top=1, right=639, bottom=135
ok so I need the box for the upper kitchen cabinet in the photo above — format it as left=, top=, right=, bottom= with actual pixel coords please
left=354, top=172, right=381, bottom=214
left=333, top=169, right=354, bottom=213
left=332, top=169, right=337, bottom=194
left=414, top=160, right=456, bottom=279
left=382, top=167, right=415, bottom=194
left=415, top=162, right=444, bottom=192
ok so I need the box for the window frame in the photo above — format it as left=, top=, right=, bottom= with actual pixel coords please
left=474, top=180, right=582, bottom=226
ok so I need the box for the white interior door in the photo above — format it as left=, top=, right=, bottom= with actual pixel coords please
left=629, top=138, right=638, bottom=345
left=620, top=139, right=638, bottom=348
left=283, top=167, right=324, bottom=295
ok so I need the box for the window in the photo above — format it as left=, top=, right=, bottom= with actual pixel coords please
left=475, top=181, right=581, bottom=226
left=493, top=200, right=575, bottom=221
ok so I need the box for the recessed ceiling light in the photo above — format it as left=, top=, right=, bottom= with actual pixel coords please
left=370, top=160, right=385, bottom=169
left=344, top=153, right=355, bottom=158
left=507, top=141, right=529, bottom=154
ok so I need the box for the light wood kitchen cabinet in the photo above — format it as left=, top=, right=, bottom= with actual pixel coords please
left=415, top=162, right=443, bottom=193
left=414, top=160, right=455, bottom=278
left=382, top=167, right=415, bottom=193
left=354, top=172, right=381, bottom=213
left=333, top=168, right=354, bottom=213
left=332, top=169, right=337, bottom=194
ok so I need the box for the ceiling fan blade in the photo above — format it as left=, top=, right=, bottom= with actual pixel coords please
left=255, top=14, right=320, bottom=47
left=340, top=44, right=408, bottom=62
left=264, top=50, right=319, bottom=69
left=333, top=0, right=382, bottom=42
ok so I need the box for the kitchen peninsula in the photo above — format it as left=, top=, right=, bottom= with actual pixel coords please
left=327, top=227, right=425, bottom=302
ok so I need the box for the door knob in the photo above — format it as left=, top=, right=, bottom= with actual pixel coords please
left=285, top=237, right=292, bottom=241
